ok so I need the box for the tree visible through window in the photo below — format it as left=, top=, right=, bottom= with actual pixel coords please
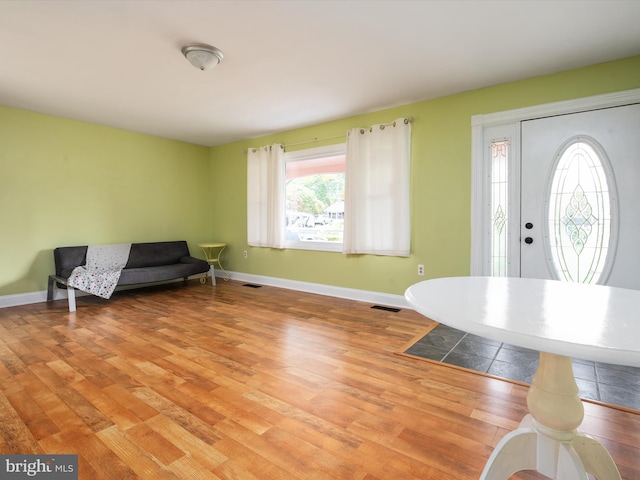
left=284, top=144, right=345, bottom=250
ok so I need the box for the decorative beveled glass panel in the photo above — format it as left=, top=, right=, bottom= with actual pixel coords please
left=491, top=140, right=509, bottom=277
left=548, top=140, right=612, bottom=284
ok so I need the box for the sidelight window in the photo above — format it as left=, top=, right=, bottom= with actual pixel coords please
left=491, top=140, right=509, bottom=277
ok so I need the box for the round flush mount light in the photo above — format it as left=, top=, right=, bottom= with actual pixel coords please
left=182, top=43, right=224, bottom=71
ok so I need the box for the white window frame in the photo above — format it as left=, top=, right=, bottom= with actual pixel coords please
left=471, top=123, right=520, bottom=278
left=284, top=143, right=346, bottom=253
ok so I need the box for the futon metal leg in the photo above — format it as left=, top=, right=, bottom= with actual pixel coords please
left=67, top=286, right=76, bottom=312
left=47, top=275, right=55, bottom=302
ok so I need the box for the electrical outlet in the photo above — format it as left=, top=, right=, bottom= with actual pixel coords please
left=417, top=264, right=424, bottom=276
left=243, top=250, right=248, bottom=259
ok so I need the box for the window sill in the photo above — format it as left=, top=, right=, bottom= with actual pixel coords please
left=284, top=241, right=342, bottom=253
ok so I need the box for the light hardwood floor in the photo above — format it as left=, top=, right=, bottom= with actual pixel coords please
left=0, top=280, right=638, bottom=479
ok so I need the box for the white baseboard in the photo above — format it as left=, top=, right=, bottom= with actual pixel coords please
left=0, top=290, right=50, bottom=308
left=0, top=282, right=97, bottom=309
left=224, top=271, right=409, bottom=309
left=0, top=270, right=410, bottom=311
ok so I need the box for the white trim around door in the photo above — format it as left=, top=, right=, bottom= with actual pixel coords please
left=470, top=88, right=640, bottom=277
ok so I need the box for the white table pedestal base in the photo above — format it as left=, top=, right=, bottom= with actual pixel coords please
left=479, top=415, right=621, bottom=479
left=480, top=352, right=622, bottom=480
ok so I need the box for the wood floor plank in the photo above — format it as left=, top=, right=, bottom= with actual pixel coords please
left=167, top=455, right=225, bottom=480
left=0, top=393, right=42, bottom=453
left=97, top=424, right=181, bottom=479
left=48, top=428, right=136, bottom=480
left=144, top=413, right=228, bottom=470
left=0, top=280, right=637, bottom=479
left=71, top=379, right=144, bottom=430
left=212, top=435, right=291, bottom=480
left=6, top=387, right=60, bottom=441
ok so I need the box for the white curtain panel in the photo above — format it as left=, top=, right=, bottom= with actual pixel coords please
left=343, top=119, right=411, bottom=256
left=247, top=144, right=285, bottom=248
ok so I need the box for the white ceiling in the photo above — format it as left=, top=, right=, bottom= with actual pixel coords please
left=1, top=1, right=639, bottom=147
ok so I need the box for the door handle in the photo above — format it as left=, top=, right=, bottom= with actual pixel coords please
left=524, top=237, right=533, bottom=244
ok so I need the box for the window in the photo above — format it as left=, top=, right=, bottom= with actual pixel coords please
left=248, top=118, right=410, bottom=255
left=471, top=122, right=518, bottom=277
left=284, top=144, right=346, bottom=252
left=548, top=139, right=613, bottom=284
left=491, top=139, right=509, bottom=276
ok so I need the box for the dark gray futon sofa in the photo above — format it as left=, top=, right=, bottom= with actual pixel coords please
left=47, top=240, right=209, bottom=312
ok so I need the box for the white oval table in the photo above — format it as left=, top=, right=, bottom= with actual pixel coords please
left=405, top=276, right=640, bottom=480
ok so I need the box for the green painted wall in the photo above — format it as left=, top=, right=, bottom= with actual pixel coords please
left=0, top=107, right=211, bottom=296
left=210, top=55, right=640, bottom=296
left=2, top=55, right=639, bottom=301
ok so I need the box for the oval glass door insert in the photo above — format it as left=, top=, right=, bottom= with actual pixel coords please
left=547, top=139, right=615, bottom=284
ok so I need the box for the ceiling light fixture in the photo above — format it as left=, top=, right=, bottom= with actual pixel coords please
left=182, top=43, right=224, bottom=71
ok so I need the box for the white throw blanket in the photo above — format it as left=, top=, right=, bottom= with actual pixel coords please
left=67, top=243, right=132, bottom=299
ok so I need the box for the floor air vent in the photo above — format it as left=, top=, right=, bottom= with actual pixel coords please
left=243, top=284, right=263, bottom=288
left=371, top=305, right=401, bottom=313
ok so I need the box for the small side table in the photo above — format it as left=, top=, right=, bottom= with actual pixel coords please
left=197, top=243, right=229, bottom=285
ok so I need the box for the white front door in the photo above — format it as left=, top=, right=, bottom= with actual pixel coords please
left=520, top=104, right=640, bottom=289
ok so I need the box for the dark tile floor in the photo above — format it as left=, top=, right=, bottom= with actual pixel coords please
left=405, top=324, right=640, bottom=412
